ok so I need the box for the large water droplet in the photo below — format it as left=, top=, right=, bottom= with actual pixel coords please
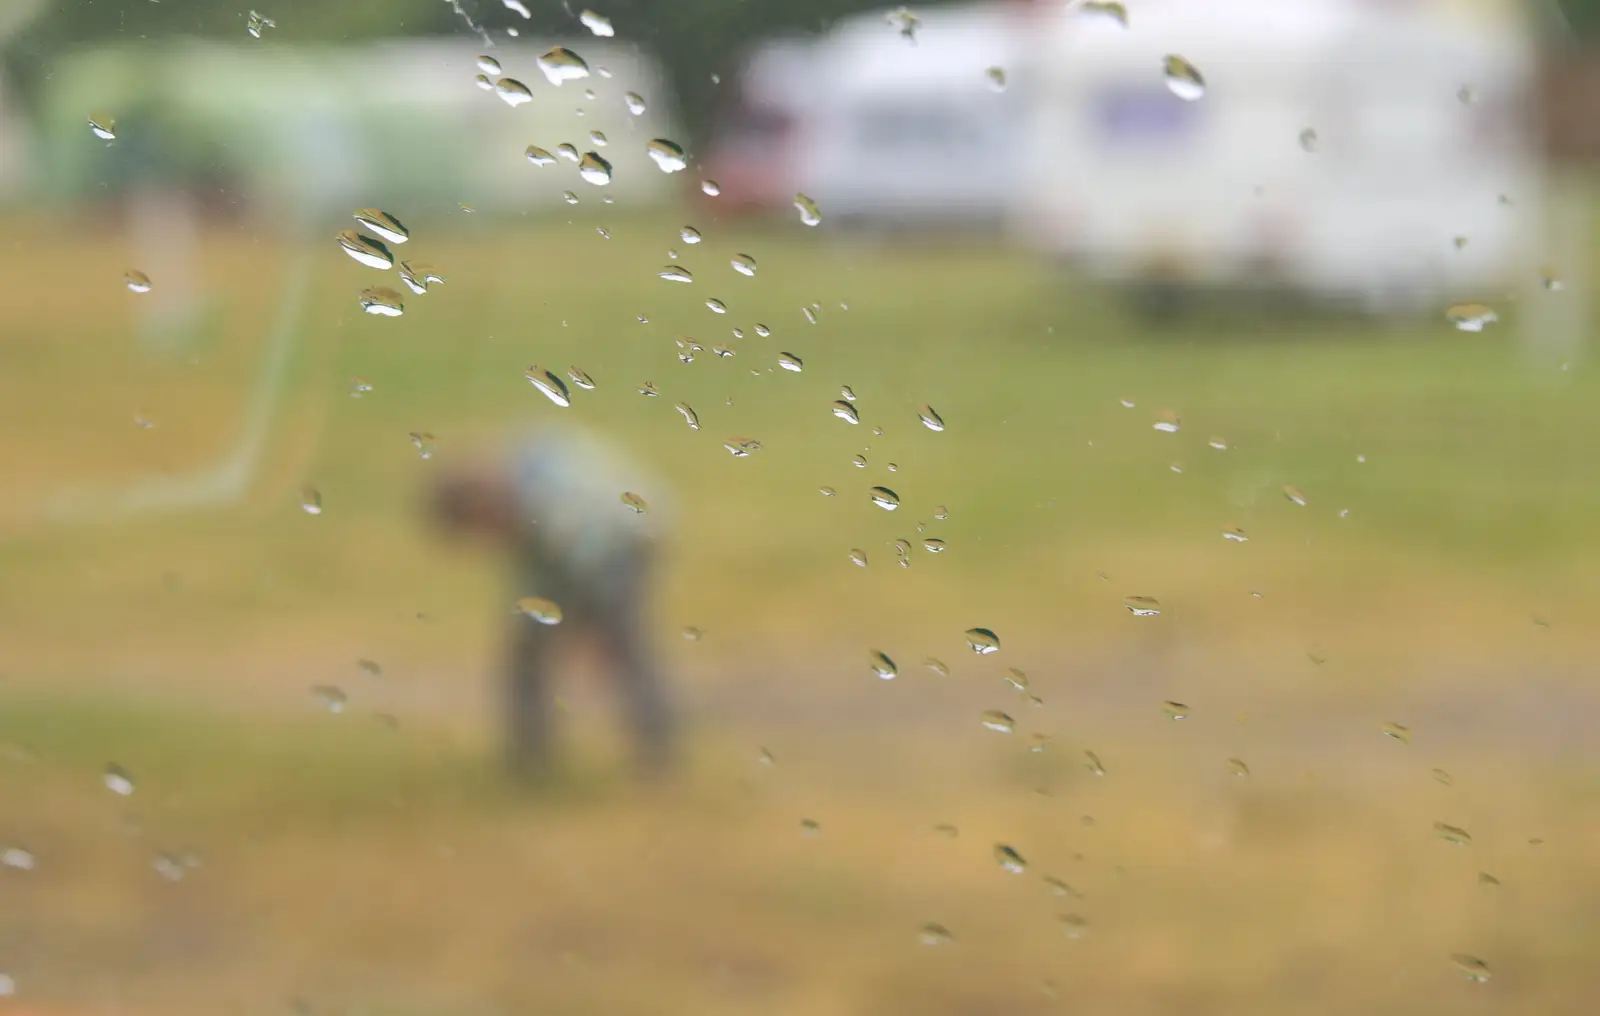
left=1163, top=55, right=1206, bottom=101
left=579, top=9, right=614, bottom=36
left=980, top=710, right=1015, bottom=733
left=88, top=114, right=117, bottom=140
left=705, top=298, right=728, bottom=314
left=869, top=486, right=900, bottom=511
left=526, top=366, right=572, bottom=407
left=538, top=47, right=591, bottom=86
left=918, top=405, right=945, bottom=432
left=525, top=144, right=557, bottom=167
left=124, top=269, right=152, bottom=294
left=578, top=151, right=613, bottom=185
left=1162, top=700, right=1190, bottom=720
left=831, top=400, right=860, bottom=424
left=794, top=193, right=822, bottom=226
left=675, top=402, right=701, bottom=430
left=964, top=627, right=1000, bottom=654
left=516, top=596, right=564, bottom=625
left=495, top=77, right=535, bottom=106
left=337, top=230, right=394, bottom=270
left=476, top=55, right=503, bottom=76
left=625, top=92, right=647, bottom=115
left=994, top=843, right=1027, bottom=874
left=564, top=366, right=596, bottom=391
left=869, top=650, right=898, bottom=679
left=358, top=286, right=404, bottom=317
left=731, top=253, right=757, bottom=276
left=647, top=138, right=688, bottom=172
left=777, top=351, right=803, bottom=372
left=353, top=208, right=408, bottom=245
left=659, top=265, right=694, bottom=283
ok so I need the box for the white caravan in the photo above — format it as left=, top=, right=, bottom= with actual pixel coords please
left=1013, top=0, right=1544, bottom=310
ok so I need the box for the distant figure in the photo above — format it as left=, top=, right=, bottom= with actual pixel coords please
left=428, top=424, right=675, bottom=780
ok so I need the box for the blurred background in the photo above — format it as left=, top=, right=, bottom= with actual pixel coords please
left=2, top=0, right=1600, bottom=1013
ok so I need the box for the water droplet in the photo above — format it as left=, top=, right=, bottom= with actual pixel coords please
left=1083, top=750, right=1107, bottom=776
left=1, top=846, right=37, bottom=871
left=637, top=381, right=659, bottom=397
left=1227, top=757, right=1250, bottom=777
left=1162, top=700, right=1189, bottom=720
left=1380, top=721, right=1411, bottom=743
left=681, top=626, right=704, bottom=642
left=246, top=9, right=276, bottom=37
left=1123, top=595, right=1161, bottom=617
left=337, top=230, right=394, bottom=270
left=831, top=400, right=860, bottom=425
left=1163, top=54, right=1206, bottom=101
left=819, top=486, right=837, bottom=497
left=537, top=46, right=591, bottom=86
left=675, top=402, right=700, bottom=430
left=579, top=9, right=614, bottom=36
left=311, top=684, right=347, bottom=714
left=620, top=491, right=649, bottom=513
left=1450, top=954, right=1491, bottom=982
left=1445, top=302, right=1498, bottom=332
left=1541, top=268, right=1565, bottom=291
left=578, top=151, right=613, bottom=185
left=646, top=138, right=688, bottom=173
left=918, top=921, right=953, bottom=947
left=869, top=650, right=898, bottom=680
left=677, top=226, right=703, bottom=246
left=348, top=377, right=373, bottom=398
left=1001, top=667, right=1028, bottom=692
left=1435, top=822, right=1472, bottom=846
left=495, top=77, right=535, bottom=106
left=1082, top=0, right=1128, bottom=25
left=88, top=114, right=117, bottom=140
left=526, top=366, right=572, bottom=407
left=1457, top=85, right=1478, bottom=105
left=1208, top=436, right=1229, bottom=451
left=994, top=843, right=1027, bottom=874
left=103, top=764, right=135, bottom=796
left=848, top=548, right=868, bottom=567
left=516, top=596, right=563, bottom=625
left=1153, top=411, right=1180, bottom=433
left=799, top=818, right=821, bottom=837
left=985, top=66, right=1007, bottom=91
left=758, top=747, right=775, bottom=766
left=913, top=405, right=947, bottom=433
left=124, top=269, right=152, bottom=293
left=409, top=431, right=436, bottom=459
left=356, top=658, right=382, bottom=677
left=923, top=538, right=946, bottom=553
left=1453, top=235, right=1469, bottom=250
left=887, top=6, right=920, bottom=40
left=964, top=627, right=1000, bottom=655
left=723, top=437, right=763, bottom=457
left=1299, top=127, right=1319, bottom=152
left=557, top=143, right=581, bottom=163
left=300, top=487, right=323, bottom=515
left=473, top=73, right=494, bottom=91
left=1058, top=913, right=1091, bottom=940
left=503, top=0, right=532, bottom=17
left=921, top=658, right=949, bottom=678
left=731, top=253, right=757, bottom=276
left=706, top=298, right=728, bottom=314
left=1432, top=768, right=1453, bottom=786
left=523, top=145, right=557, bottom=168
left=869, top=486, right=900, bottom=511
left=358, top=286, right=404, bottom=317
left=852, top=455, right=868, bottom=469
left=625, top=92, right=647, bottom=115
left=0, top=973, right=14, bottom=998
left=567, top=366, right=596, bottom=390
left=562, top=190, right=580, bottom=206
left=1478, top=871, right=1500, bottom=886
left=1282, top=485, right=1308, bottom=507
left=980, top=710, right=1015, bottom=733
left=794, top=193, right=822, bottom=226
left=802, top=306, right=819, bottom=324
left=352, top=208, right=408, bottom=245
left=932, top=505, right=948, bottom=520
left=476, top=54, right=503, bottom=76
left=701, top=179, right=722, bottom=196
left=398, top=261, right=444, bottom=294
left=755, top=323, right=772, bottom=337
left=659, top=265, right=693, bottom=283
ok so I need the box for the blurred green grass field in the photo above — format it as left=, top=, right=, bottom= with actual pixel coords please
left=1, top=207, right=1598, bottom=1015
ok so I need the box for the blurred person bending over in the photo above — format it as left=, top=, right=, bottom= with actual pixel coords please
left=428, top=423, right=676, bottom=780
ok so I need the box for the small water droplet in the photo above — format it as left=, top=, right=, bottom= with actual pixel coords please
left=1227, top=757, right=1250, bottom=777
left=932, top=505, right=948, bottom=520
left=300, top=487, right=323, bottom=515
left=674, top=402, right=701, bottom=430
left=103, top=764, right=135, bottom=796
left=526, top=366, right=572, bottom=407
left=625, top=92, right=647, bottom=115
left=1380, top=721, right=1412, bottom=744
left=659, top=265, right=694, bottom=283
left=352, top=209, right=408, bottom=245
left=1153, top=411, right=1180, bottom=433
left=620, top=491, right=649, bottom=513
left=537, top=46, right=591, bottom=86
left=794, top=193, right=822, bottom=226
left=681, top=626, right=704, bottom=642
left=495, top=77, right=535, bottom=106
left=700, top=179, right=722, bottom=197
left=358, top=286, right=404, bottom=317
left=758, top=747, right=775, bottom=766
left=1457, top=85, right=1477, bottom=105
left=918, top=405, right=945, bottom=432
left=1123, top=595, right=1161, bottom=617
left=830, top=400, right=860, bottom=425
left=515, top=596, right=564, bottom=625
left=1223, top=528, right=1248, bottom=543
left=474, top=73, right=494, bottom=91
left=337, top=230, right=394, bottom=270
left=561, top=190, right=580, bottom=205
left=731, top=253, right=757, bottom=276
left=1299, top=127, right=1319, bottom=152
left=706, top=298, right=728, bottom=314
left=1, top=846, right=37, bottom=871
left=524, top=144, right=557, bottom=167
left=1450, top=954, right=1491, bottom=983
left=985, top=66, right=1007, bottom=92
left=922, top=537, right=946, bottom=553
left=556, top=143, right=581, bottom=163
left=1541, top=268, right=1565, bottom=291
left=964, top=627, right=1000, bottom=655
left=723, top=437, right=762, bottom=457
left=1083, top=750, right=1107, bottom=776
left=868, top=486, right=900, bottom=511
left=1283, top=485, right=1308, bottom=507
left=1082, top=0, right=1128, bottom=25
left=1434, top=822, right=1473, bottom=846
left=356, top=658, right=382, bottom=677
left=1163, top=54, right=1206, bottom=101
left=88, top=114, right=117, bottom=140
left=918, top=921, right=953, bottom=946
left=869, top=650, right=898, bottom=680
left=637, top=381, right=659, bottom=397
left=645, top=138, right=688, bottom=173
left=476, top=54, right=503, bottom=76
left=1162, top=700, right=1189, bottom=720
left=887, top=6, right=920, bottom=40
left=777, top=351, right=804, bottom=372
left=754, top=323, right=772, bottom=337
left=408, top=431, right=436, bottom=459
left=311, top=684, right=348, bottom=713
left=566, top=366, right=596, bottom=390
left=852, top=455, right=868, bottom=469
left=579, top=9, right=614, bottom=36
left=398, top=261, right=444, bottom=294
left=980, top=709, right=1015, bottom=733
left=578, top=151, right=613, bottom=185
left=994, top=843, right=1027, bottom=874
left=124, top=269, right=152, bottom=293
left=1432, top=768, right=1453, bottom=786
left=819, top=486, right=837, bottom=497
left=1445, top=302, right=1498, bottom=332
left=799, top=818, right=821, bottom=837
left=1477, top=871, right=1500, bottom=886
left=246, top=9, right=277, bottom=37
left=923, top=657, right=949, bottom=677
left=849, top=548, right=868, bottom=567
